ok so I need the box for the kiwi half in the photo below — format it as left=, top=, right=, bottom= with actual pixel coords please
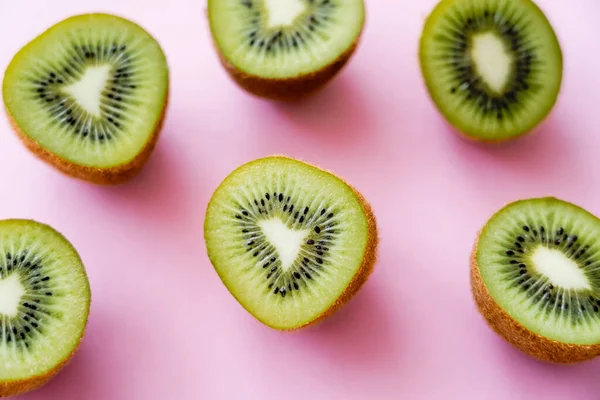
left=204, top=156, right=377, bottom=330
left=207, top=0, right=365, bottom=100
left=0, top=219, right=90, bottom=397
left=2, top=13, right=169, bottom=185
left=419, top=0, right=562, bottom=142
left=471, top=198, right=600, bottom=363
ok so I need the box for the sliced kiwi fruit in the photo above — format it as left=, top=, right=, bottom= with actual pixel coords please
left=204, top=156, right=378, bottom=330
left=207, top=0, right=365, bottom=100
left=2, top=13, right=169, bottom=184
left=419, top=0, right=562, bottom=142
left=0, top=219, right=90, bottom=397
left=471, top=197, right=600, bottom=363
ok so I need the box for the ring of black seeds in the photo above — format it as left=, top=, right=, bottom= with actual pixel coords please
left=437, top=8, right=539, bottom=121
left=31, top=42, right=137, bottom=142
left=500, top=223, right=600, bottom=325
left=241, top=0, right=336, bottom=54
left=234, top=191, right=339, bottom=298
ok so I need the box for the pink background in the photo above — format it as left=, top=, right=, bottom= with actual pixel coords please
left=1, top=0, right=600, bottom=399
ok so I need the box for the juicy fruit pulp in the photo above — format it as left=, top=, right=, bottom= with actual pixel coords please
left=204, top=157, right=376, bottom=330
left=419, top=0, right=562, bottom=141
left=2, top=13, right=168, bottom=172
left=0, top=220, right=90, bottom=396
left=208, top=0, right=365, bottom=79
left=475, top=198, right=600, bottom=348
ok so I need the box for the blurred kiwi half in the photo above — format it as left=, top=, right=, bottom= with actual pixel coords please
left=419, top=0, right=562, bottom=142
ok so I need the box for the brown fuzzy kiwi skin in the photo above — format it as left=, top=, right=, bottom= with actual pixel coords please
left=206, top=3, right=365, bottom=101
left=0, top=340, right=83, bottom=397
left=216, top=41, right=361, bottom=101
left=205, top=155, right=378, bottom=331
left=470, top=232, right=600, bottom=364
left=3, top=89, right=169, bottom=185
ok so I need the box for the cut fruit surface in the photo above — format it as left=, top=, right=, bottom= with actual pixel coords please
left=207, top=0, right=365, bottom=99
left=204, top=156, right=377, bottom=330
left=472, top=198, right=600, bottom=363
left=208, top=0, right=364, bottom=78
left=3, top=13, right=169, bottom=183
left=419, top=0, right=562, bottom=141
left=0, top=220, right=90, bottom=397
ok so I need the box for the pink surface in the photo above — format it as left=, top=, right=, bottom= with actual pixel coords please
left=1, top=0, right=600, bottom=399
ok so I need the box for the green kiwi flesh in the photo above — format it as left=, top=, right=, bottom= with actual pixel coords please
left=207, top=0, right=365, bottom=97
left=0, top=219, right=90, bottom=397
left=474, top=198, right=600, bottom=358
left=204, top=156, right=377, bottom=330
left=419, top=0, right=562, bottom=141
left=2, top=13, right=169, bottom=182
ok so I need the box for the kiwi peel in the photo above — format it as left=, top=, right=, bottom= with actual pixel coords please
left=0, top=219, right=91, bottom=397
left=207, top=0, right=365, bottom=100
left=2, top=13, right=169, bottom=184
left=204, top=156, right=378, bottom=330
left=419, top=0, right=563, bottom=142
left=471, top=198, right=600, bottom=363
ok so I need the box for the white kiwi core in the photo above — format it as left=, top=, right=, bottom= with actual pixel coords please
left=530, top=246, right=591, bottom=290
left=62, top=65, right=111, bottom=117
left=259, top=219, right=309, bottom=272
left=263, top=0, right=306, bottom=28
left=470, top=32, right=513, bottom=94
left=0, top=274, right=25, bottom=318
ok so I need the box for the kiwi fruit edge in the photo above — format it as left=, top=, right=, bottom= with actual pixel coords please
left=470, top=198, right=600, bottom=364
left=418, top=0, right=563, bottom=143
left=2, top=13, right=170, bottom=185
left=0, top=219, right=91, bottom=397
left=205, top=1, right=366, bottom=101
left=204, top=155, right=378, bottom=331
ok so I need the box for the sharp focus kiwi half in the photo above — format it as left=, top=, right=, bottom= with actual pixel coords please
left=0, top=220, right=90, bottom=397
left=2, top=13, right=169, bottom=184
left=471, top=198, right=600, bottom=364
left=207, top=0, right=365, bottom=100
left=204, top=156, right=378, bottom=330
left=419, top=0, right=562, bottom=142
